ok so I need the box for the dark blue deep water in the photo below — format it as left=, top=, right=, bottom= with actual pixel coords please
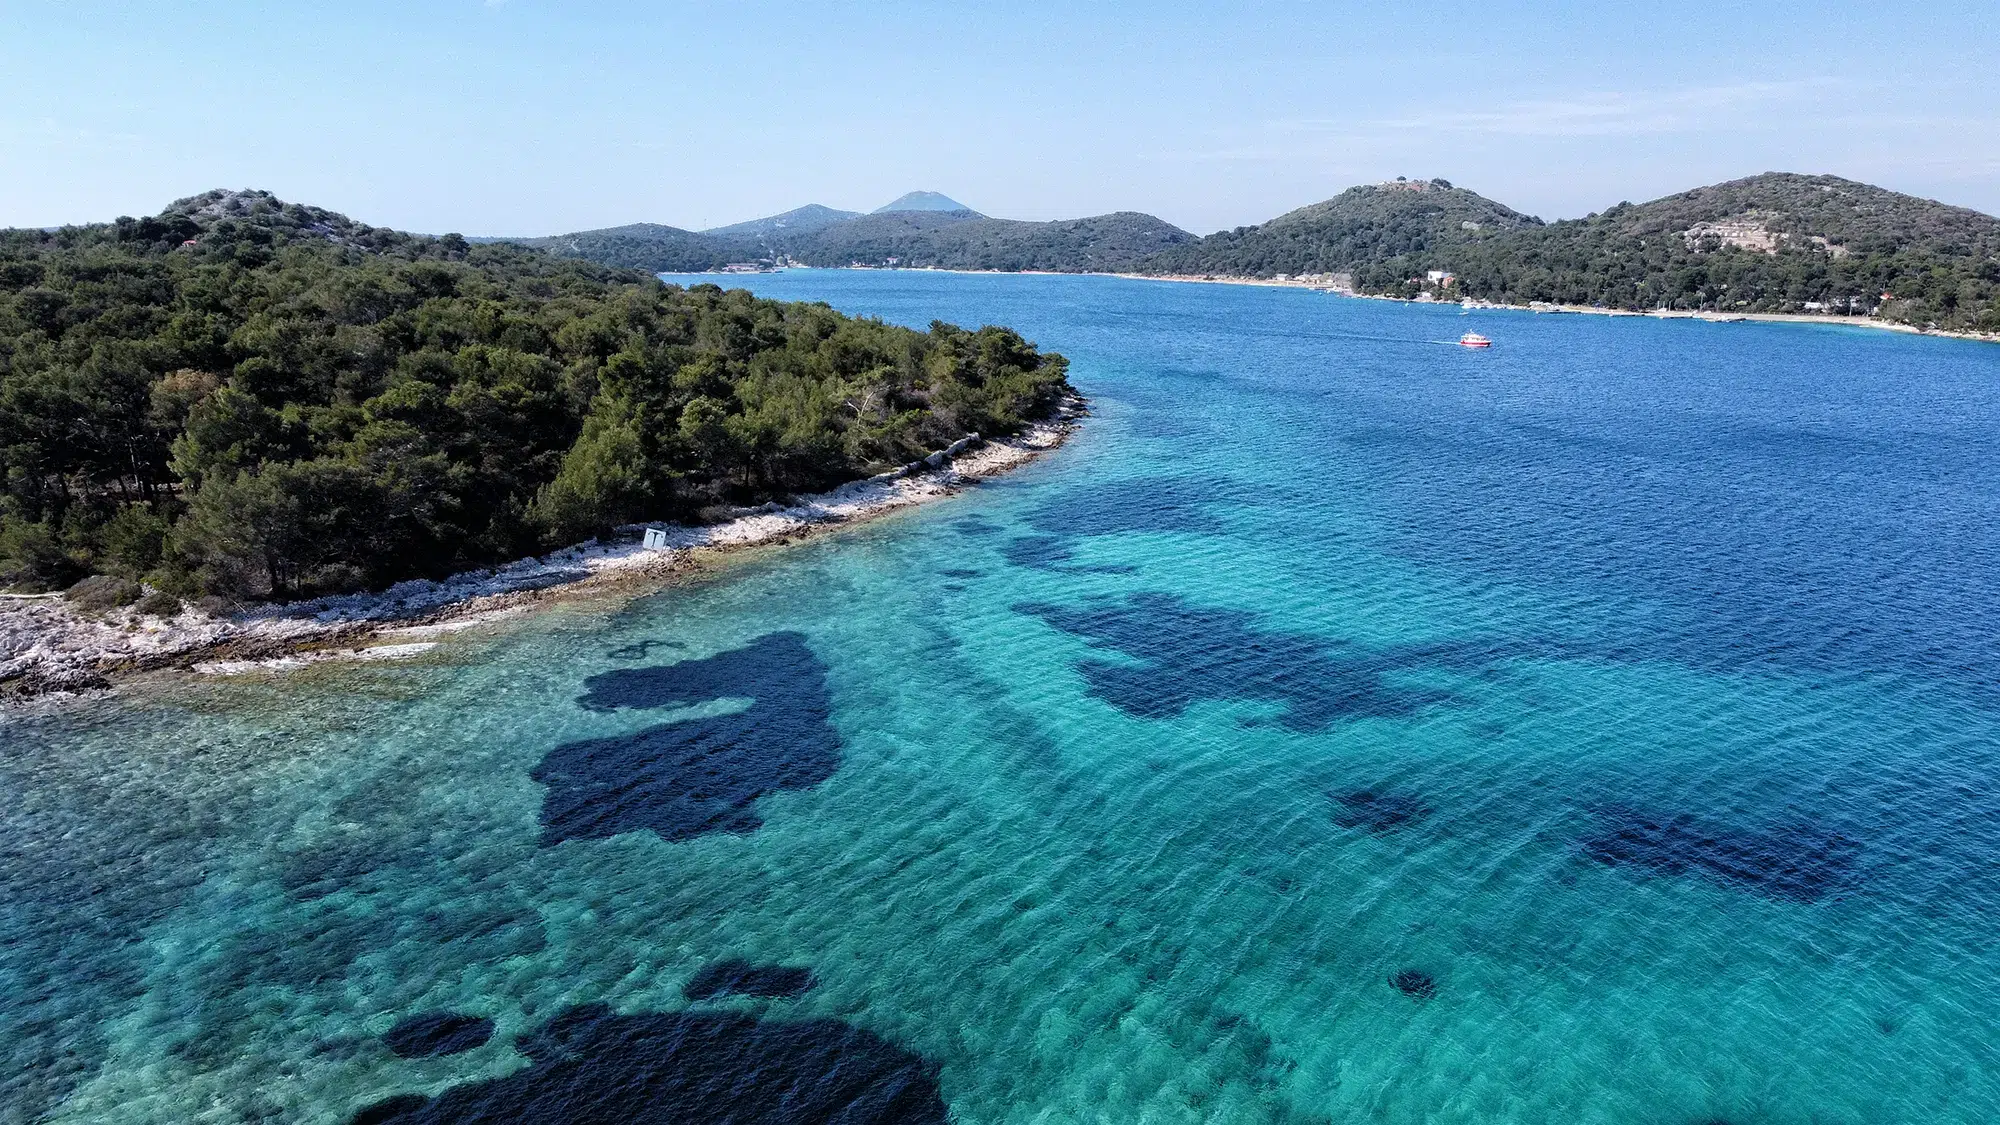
left=5, top=272, right=2000, bottom=1124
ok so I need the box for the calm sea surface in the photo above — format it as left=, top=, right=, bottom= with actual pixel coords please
left=7, top=272, right=2000, bottom=1124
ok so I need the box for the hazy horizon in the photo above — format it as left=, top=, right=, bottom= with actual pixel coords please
left=4, top=1, right=1997, bottom=235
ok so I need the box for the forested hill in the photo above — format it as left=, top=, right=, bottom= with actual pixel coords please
left=1144, top=179, right=1541, bottom=280
left=0, top=189, right=1072, bottom=602
left=519, top=207, right=1194, bottom=274
left=514, top=222, right=763, bottom=272
left=1142, top=173, right=2000, bottom=332
left=1430, top=174, right=2000, bottom=330
left=775, top=211, right=1195, bottom=271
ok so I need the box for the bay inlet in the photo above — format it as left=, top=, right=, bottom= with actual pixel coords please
left=7, top=270, right=2000, bottom=1124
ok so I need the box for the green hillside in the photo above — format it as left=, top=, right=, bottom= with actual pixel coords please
left=1142, top=173, right=2000, bottom=332
left=522, top=207, right=1193, bottom=275
left=1431, top=174, right=2000, bottom=329
left=771, top=209, right=984, bottom=263
left=513, top=222, right=762, bottom=272
left=0, top=190, right=1071, bottom=599
left=779, top=211, right=1193, bottom=271
left=1145, top=179, right=1541, bottom=279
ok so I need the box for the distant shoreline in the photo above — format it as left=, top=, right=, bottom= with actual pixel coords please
left=696, top=266, right=2000, bottom=346
left=1110, top=272, right=2000, bottom=343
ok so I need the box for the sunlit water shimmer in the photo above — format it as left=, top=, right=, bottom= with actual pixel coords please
left=7, top=272, right=2000, bottom=1125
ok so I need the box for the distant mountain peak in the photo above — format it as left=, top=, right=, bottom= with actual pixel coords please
left=873, top=191, right=978, bottom=215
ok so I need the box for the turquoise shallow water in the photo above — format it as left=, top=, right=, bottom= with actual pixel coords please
left=7, top=273, right=2000, bottom=1124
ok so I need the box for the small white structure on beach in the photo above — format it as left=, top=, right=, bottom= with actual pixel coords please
left=642, top=527, right=670, bottom=550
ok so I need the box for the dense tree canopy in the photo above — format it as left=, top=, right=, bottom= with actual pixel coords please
left=770, top=211, right=1195, bottom=271
left=510, top=222, right=763, bottom=272
left=515, top=209, right=1195, bottom=274
left=1144, top=180, right=1541, bottom=279
left=1400, top=176, right=2000, bottom=329
left=0, top=190, right=1070, bottom=601
left=1143, top=175, right=2000, bottom=332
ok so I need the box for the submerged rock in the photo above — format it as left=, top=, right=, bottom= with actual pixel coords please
left=3, top=666, right=112, bottom=698
left=349, top=1004, right=946, bottom=1124
left=1390, top=969, right=1437, bottom=1000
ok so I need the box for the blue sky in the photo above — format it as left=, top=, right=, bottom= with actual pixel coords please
left=3, top=1, right=1997, bottom=234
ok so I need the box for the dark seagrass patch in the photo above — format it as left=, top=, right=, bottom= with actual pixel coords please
left=1581, top=807, right=1860, bottom=903
left=533, top=632, right=842, bottom=846
left=383, top=1013, right=494, bottom=1058
left=1329, top=789, right=1431, bottom=834
left=682, top=959, right=817, bottom=1001
left=1017, top=592, right=1496, bottom=730
left=1026, top=477, right=1231, bottom=538
left=1000, top=535, right=1136, bottom=574
left=1390, top=969, right=1437, bottom=1000
left=349, top=1004, right=946, bottom=1125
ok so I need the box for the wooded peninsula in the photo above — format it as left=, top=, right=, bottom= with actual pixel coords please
left=0, top=191, right=1071, bottom=603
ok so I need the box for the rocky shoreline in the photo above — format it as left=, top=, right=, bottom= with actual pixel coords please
left=0, top=396, right=1086, bottom=704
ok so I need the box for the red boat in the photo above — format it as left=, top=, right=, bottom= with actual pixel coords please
left=1458, top=332, right=1492, bottom=348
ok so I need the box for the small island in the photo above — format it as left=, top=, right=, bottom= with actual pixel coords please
left=0, top=190, right=1084, bottom=696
